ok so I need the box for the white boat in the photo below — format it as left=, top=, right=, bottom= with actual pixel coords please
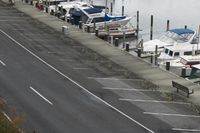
left=158, top=43, right=200, bottom=62
left=188, top=64, right=200, bottom=83
left=42, top=0, right=66, bottom=14
left=141, top=28, right=197, bottom=54
left=69, top=6, right=132, bottom=28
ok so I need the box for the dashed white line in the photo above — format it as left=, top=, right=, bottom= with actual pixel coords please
left=0, top=29, right=155, bottom=133
left=2, top=111, right=12, bottom=122
left=0, top=60, right=6, bottom=66
left=30, top=86, right=53, bottom=105
left=103, top=87, right=160, bottom=92
left=119, top=99, right=191, bottom=105
left=172, top=128, right=200, bottom=132
left=144, top=112, right=200, bottom=118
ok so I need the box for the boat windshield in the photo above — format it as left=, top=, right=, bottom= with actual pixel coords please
left=159, top=31, right=193, bottom=43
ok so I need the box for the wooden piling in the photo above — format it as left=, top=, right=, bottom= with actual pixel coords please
left=166, top=20, right=170, bottom=31
left=79, top=21, right=82, bottom=29
left=136, top=11, right=139, bottom=39
left=150, top=15, right=153, bottom=40
left=185, top=25, right=187, bottom=29
left=122, top=6, right=124, bottom=16
left=93, top=20, right=96, bottom=32
left=110, top=2, right=113, bottom=15
left=166, top=62, right=170, bottom=71
left=155, top=45, right=158, bottom=65
left=114, top=38, right=119, bottom=47
left=95, top=29, right=99, bottom=37
left=126, top=43, right=129, bottom=52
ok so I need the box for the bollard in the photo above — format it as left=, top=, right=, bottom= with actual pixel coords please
left=155, top=45, right=158, bottom=65
left=110, top=36, right=114, bottom=45
left=87, top=26, right=90, bottom=33
left=166, top=20, right=170, bottom=31
left=185, top=25, right=187, bottom=29
left=79, top=21, right=83, bottom=29
left=166, top=62, right=170, bottom=71
left=136, top=11, right=139, bottom=39
left=122, top=6, right=124, bottom=16
left=150, top=55, right=153, bottom=64
left=123, top=31, right=126, bottom=48
left=93, top=20, right=96, bottom=32
left=110, top=2, right=113, bottom=15
left=181, top=67, right=186, bottom=78
left=137, top=48, right=141, bottom=57
left=150, top=15, right=153, bottom=40
left=114, top=38, right=119, bottom=47
left=95, top=29, right=99, bottom=36
left=126, top=43, right=129, bottom=52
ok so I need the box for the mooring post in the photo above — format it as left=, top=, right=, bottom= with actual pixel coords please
left=110, top=36, right=114, bottom=45
left=150, top=55, right=153, bottom=64
left=114, top=38, right=119, bottom=47
left=87, top=26, right=90, bottom=33
left=137, top=48, right=141, bottom=57
left=150, top=15, right=153, bottom=40
left=166, top=20, right=170, bottom=31
left=166, top=62, right=170, bottom=71
left=79, top=21, right=82, bottom=29
left=93, top=20, right=96, bottom=32
left=122, top=6, right=124, bottom=16
left=136, top=11, right=139, bottom=39
left=181, top=67, right=186, bottom=78
left=185, top=25, right=187, bottom=29
left=126, top=43, right=129, bottom=52
left=110, top=2, right=113, bottom=15
left=141, top=39, right=144, bottom=52
left=95, top=29, right=99, bottom=37
left=123, top=30, right=126, bottom=48
left=155, top=45, right=158, bottom=65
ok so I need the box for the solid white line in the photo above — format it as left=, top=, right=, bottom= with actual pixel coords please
left=172, top=128, right=200, bottom=132
left=88, top=77, right=143, bottom=81
left=144, top=112, right=200, bottom=118
left=103, top=87, right=160, bottom=92
left=0, top=60, right=6, bottom=66
left=30, top=86, right=53, bottom=105
left=0, top=29, right=155, bottom=133
left=119, top=99, right=191, bottom=105
left=2, top=111, right=12, bottom=122
left=73, top=67, right=91, bottom=70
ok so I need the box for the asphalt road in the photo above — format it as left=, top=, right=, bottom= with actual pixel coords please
left=0, top=1, right=200, bottom=133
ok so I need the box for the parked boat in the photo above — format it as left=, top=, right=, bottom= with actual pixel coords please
left=42, top=0, right=67, bottom=14
left=187, top=64, right=200, bottom=83
left=69, top=6, right=132, bottom=28
left=141, top=28, right=197, bottom=54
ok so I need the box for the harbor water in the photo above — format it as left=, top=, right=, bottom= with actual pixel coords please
left=82, top=0, right=200, bottom=42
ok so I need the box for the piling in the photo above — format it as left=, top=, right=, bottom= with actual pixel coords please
left=93, top=20, right=96, bottom=32
left=123, top=30, right=126, bottom=48
left=79, top=21, right=83, bottom=29
left=122, top=6, right=124, bottom=16
left=126, top=43, right=129, bottom=52
left=114, top=38, right=119, bottom=47
left=150, top=55, right=153, bottom=64
left=181, top=67, right=186, bottom=78
left=110, top=2, right=113, bottom=15
left=155, top=45, right=158, bottom=65
left=185, top=25, right=187, bottom=29
left=166, top=20, right=170, bottom=31
left=150, top=15, right=153, bottom=40
left=166, top=62, right=170, bottom=71
left=136, top=11, right=139, bottom=39
left=110, top=36, right=114, bottom=45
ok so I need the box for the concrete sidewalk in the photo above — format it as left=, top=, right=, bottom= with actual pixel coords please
left=5, top=0, right=200, bottom=110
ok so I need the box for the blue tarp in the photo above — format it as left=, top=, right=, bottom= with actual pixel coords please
left=104, top=14, right=126, bottom=21
left=84, top=8, right=102, bottom=14
left=169, top=28, right=195, bottom=35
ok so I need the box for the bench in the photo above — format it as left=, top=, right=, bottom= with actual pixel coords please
left=172, top=81, right=194, bottom=98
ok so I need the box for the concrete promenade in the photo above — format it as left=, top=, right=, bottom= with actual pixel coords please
left=6, top=0, right=200, bottom=110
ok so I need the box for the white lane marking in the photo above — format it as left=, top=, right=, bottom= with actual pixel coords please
left=103, top=87, right=160, bottom=92
left=2, top=111, right=12, bottom=122
left=144, top=112, right=200, bottom=118
left=0, top=29, right=155, bottom=133
left=119, top=99, right=191, bottom=105
left=30, top=86, right=53, bottom=106
left=0, top=60, right=6, bottom=66
left=172, top=128, right=200, bottom=132
left=73, top=67, right=91, bottom=70
left=88, top=77, right=144, bottom=81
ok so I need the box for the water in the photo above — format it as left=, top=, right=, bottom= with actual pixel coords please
left=82, top=0, right=200, bottom=41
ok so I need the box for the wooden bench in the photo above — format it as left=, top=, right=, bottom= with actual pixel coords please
left=172, top=81, right=194, bottom=98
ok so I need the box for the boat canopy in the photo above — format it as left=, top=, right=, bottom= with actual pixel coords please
left=83, top=8, right=102, bottom=14
left=169, top=28, right=195, bottom=35
left=104, top=14, right=126, bottom=21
